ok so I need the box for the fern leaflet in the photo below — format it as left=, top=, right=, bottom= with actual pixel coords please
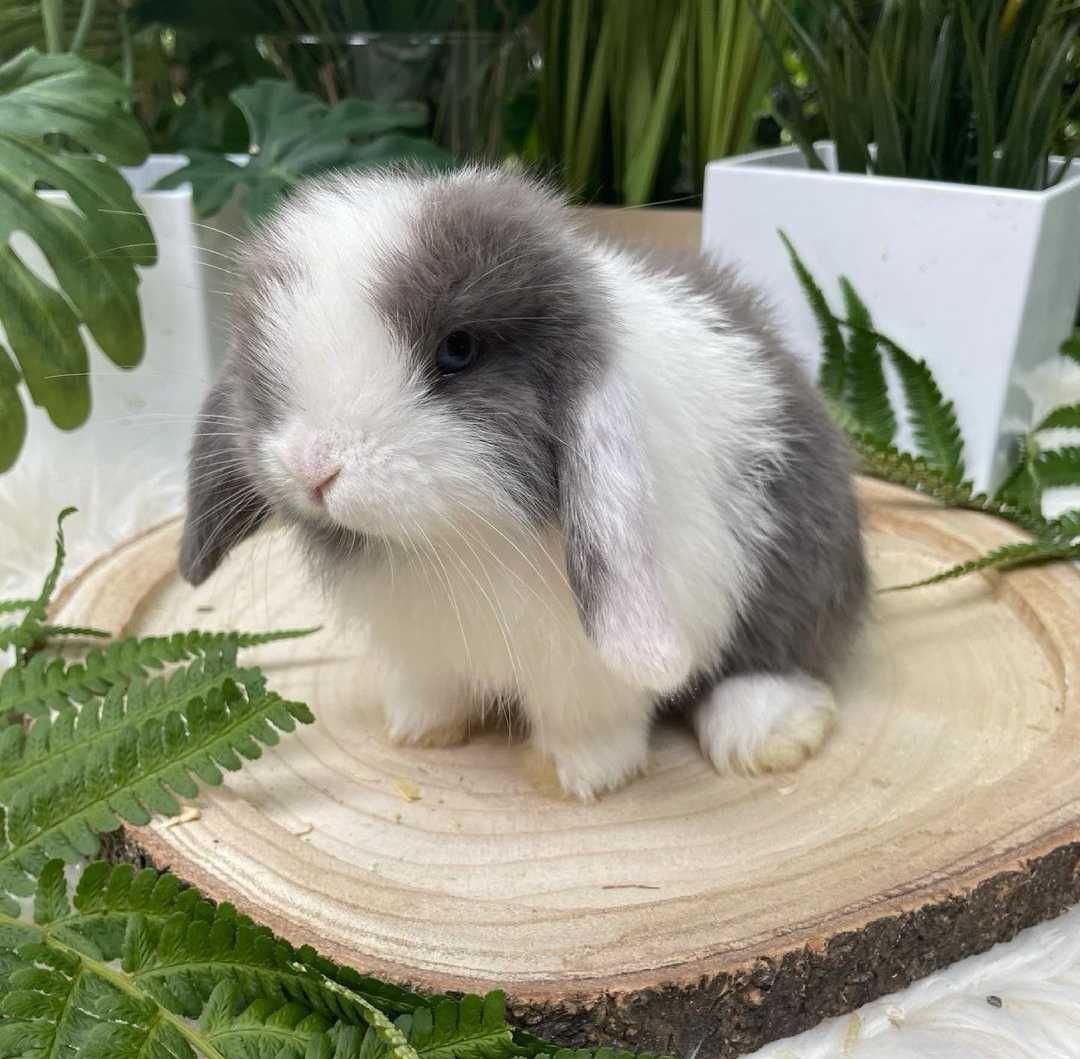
left=883, top=538, right=1080, bottom=591
left=0, top=863, right=572, bottom=1059
left=0, top=681, right=313, bottom=915
left=873, top=332, right=965, bottom=482
left=0, top=601, right=34, bottom=616
left=1027, top=447, right=1080, bottom=489
left=779, top=231, right=847, bottom=400
left=1, top=628, right=314, bottom=723
left=1037, top=404, right=1080, bottom=430
left=1061, top=330, right=1080, bottom=365
left=839, top=277, right=896, bottom=442
left=0, top=647, right=266, bottom=803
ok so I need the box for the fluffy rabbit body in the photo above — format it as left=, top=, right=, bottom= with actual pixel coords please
left=180, top=167, right=867, bottom=799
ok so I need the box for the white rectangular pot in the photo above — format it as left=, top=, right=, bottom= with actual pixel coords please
left=25, top=154, right=243, bottom=481
left=701, top=143, right=1080, bottom=492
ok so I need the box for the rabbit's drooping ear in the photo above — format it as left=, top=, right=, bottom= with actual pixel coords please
left=558, top=371, right=693, bottom=693
left=179, top=379, right=269, bottom=585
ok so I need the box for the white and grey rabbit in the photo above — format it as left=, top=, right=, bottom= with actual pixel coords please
left=180, top=165, right=867, bottom=800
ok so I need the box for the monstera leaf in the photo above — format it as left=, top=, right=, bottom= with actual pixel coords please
left=0, top=48, right=152, bottom=471
left=158, top=79, right=454, bottom=225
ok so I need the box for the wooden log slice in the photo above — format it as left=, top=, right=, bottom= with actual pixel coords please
left=53, top=478, right=1080, bottom=1058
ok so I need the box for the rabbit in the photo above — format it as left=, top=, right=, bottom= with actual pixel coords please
left=179, top=164, right=868, bottom=801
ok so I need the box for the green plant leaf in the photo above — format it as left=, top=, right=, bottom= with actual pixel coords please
left=1, top=627, right=316, bottom=721
left=883, top=537, right=1080, bottom=591
left=1062, top=331, right=1080, bottom=365
left=846, top=431, right=1049, bottom=535
left=1029, top=447, right=1080, bottom=490
left=157, top=80, right=454, bottom=225
left=875, top=332, right=965, bottom=483
left=1037, top=405, right=1080, bottom=431
left=0, top=646, right=268, bottom=802
left=779, top=231, right=846, bottom=400
left=995, top=435, right=1044, bottom=518
left=0, top=49, right=153, bottom=454
left=0, top=343, right=26, bottom=472
left=0, top=679, right=314, bottom=911
left=750, top=0, right=1076, bottom=189
left=838, top=277, right=895, bottom=442
left=0, top=49, right=147, bottom=163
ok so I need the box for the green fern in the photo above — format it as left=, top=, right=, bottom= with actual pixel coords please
left=0, top=509, right=109, bottom=659
left=1027, top=447, right=1080, bottom=491
left=872, top=333, right=965, bottom=482
left=0, top=513, right=652, bottom=1059
left=786, top=236, right=1080, bottom=589
left=0, top=860, right=614, bottom=1059
left=1, top=628, right=314, bottom=725
left=839, top=278, right=896, bottom=444
left=1037, top=404, right=1080, bottom=431
left=0, top=646, right=267, bottom=803
left=779, top=230, right=847, bottom=400
left=883, top=538, right=1080, bottom=592
left=1061, top=330, right=1080, bottom=365
left=0, top=678, right=313, bottom=916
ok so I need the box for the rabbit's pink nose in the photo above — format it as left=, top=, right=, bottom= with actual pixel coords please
left=288, top=437, right=342, bottom=504
left=308, top=466, right=340, bottom=504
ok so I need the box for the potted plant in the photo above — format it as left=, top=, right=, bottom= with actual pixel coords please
left=701, top=0, right=1080, bottom=492
left=0, top=6, right=159, bottom=475
left=133, top=0, right=539, bottom=160
left=537, top=0, right=782, bottom=250
left=0, top=0, right=257, bottom=478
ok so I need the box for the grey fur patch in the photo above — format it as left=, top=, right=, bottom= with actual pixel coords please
left=179, top=371, right=270, bottom=585
left=371, top=170, right=613, bottom=524
left=653, top=251, right=869, bottom=685
left=178, top=240, right=301, bottom=584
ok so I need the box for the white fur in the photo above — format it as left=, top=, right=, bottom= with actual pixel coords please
left=252, top=169, right=799, bottom=798
left=694, top=671, right=837, bottom=775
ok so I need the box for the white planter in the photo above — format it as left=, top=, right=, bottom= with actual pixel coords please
left=701, top=143, right=1080, bottom=492
left=23, top=154, right=244, bottom=482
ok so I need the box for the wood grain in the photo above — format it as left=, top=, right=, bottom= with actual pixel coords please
left=53, top=479, right=1080, bottom=1058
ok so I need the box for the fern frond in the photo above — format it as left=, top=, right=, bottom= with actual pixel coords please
left=839, top=278, right=895, bottom=442
left=0, top=647, right=266, bottom=803
left=779, top=231, right=847, bottom=400
left=22, top=507, right=76, bottom=630
left=1, top=863, right=524, bottom=1059
left=873, top=333, right=965, bottom=482
left=1, top=627, right=315, bottom=722
left=1061, top=330, right=1080, bottom=365
left=994, top=435, right=1044, bottom=519
left=199, top=980, right=334, bottom=1056
left=847, top=433, right=1049, bottom=534
left=396, top=992, right=515, bottom=1059
left=0, top=624, right=110, bottom=653
left=883, top=538, right=1080, bottom=591
left=0, top=682, right=313, bottom=915
left=2, top=509, right=82, bottom=664
left=1037, top=404, right=1080, bottom=430
left=1049, top=511, right=1080, bottom=542
left=0, top=601, right=34, bottom=616
left=1028, top=447, right=1080, bottom=489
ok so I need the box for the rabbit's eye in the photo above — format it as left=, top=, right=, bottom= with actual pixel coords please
left=436, top=330, right=480, bottom=374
